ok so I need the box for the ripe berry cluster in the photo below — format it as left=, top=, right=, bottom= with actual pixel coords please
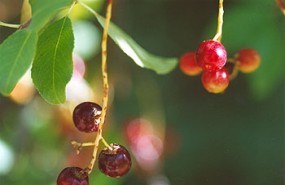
left=180, top=40, right=261, bottom=94
left=57, top=102, right=132, bottom=185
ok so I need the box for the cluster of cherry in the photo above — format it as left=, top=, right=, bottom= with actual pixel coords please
left=57, top=102, right=132, bottom=185
left=179, top=40, right=261, bottom=93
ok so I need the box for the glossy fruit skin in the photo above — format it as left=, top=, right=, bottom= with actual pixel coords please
left=98, top=143, right=132, bottom=178
left=57, top=167, right=89, bottom=185
left=73, top=102, right=102, bottom=132
left=202, top=68, right=229, bottom=93
left=235, top=48, right=261, bottom=73
left=179, top=52, right=202, bottom=76
left=196, top=40, right=227, bottom=71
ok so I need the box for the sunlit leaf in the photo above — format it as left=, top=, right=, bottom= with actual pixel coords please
left=0, top=30, right=38, bottom=95
left=94, top=14, right=178, bottom=74
left=29, top=0, right=73, bottom=31
left=32, top=17, right=74, bottom=104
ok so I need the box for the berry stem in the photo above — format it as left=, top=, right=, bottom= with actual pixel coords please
left=229, top=66, right=239, bottom=80
left=67, top=1, right=77, bottom=16
left=101, top=137, right=112, bottom=150
left=77, top=0, right=99, bottom=17
left=78, top=0, right=113, bottom=174
left=0, top=21, right=20, bottom=29
left=71, top=141, right=95, bottom=147
left=71, top=136, right=111, bottom=154
left=276, top=0, right=285, bottom=15
left=212, top=0, right=224, bottom=42
left=71, top=141, right=95, bottom=154
left=227, top=58, right=235, bottom=63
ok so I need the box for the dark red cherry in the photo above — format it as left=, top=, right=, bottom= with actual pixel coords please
left=98, top=143, right=132, bottom=178
left=57, top=167, right=89, bottom=185
left=73, top=102, right=102, bottom=132
left=196, top=40, right=227, bottom=71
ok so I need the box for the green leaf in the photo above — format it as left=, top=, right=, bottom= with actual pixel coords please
left=32, top=17, right=74, bottom=104
left=0, top=29, right=38, bottom=95
left=94, top=14, right=178, bottom=74
left=29, top=0, right=73, bottom=31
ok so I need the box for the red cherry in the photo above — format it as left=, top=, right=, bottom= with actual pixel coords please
left=98, top=144, right=132, bottom=178
left=196, top=40, right=227, bottom=71
left=235, top=48, right=261, bottom=73
left=179, top=52, right=202, bottom=76
left=57, top=167, right=89, bottom=185
left=73, top=102, right=102, bottom=132
left=201, top=68, right=229, bottom=93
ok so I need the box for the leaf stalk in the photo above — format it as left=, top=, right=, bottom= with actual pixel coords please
left=0, top=21, right=20, bottom=29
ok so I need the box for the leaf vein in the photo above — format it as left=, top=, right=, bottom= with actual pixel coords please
left=52, top=17, right=68, bottom=103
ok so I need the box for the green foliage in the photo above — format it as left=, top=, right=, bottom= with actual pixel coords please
left=0, top=0, right=282, bottom=104
left=0, top=1, right=284, bottom=185
left=95, top=14, right=178, bottom=75
left=32, top=17, right=74, bottom=104
left=0, top=30, right=38, bottom=95
left=0, top=0, right=73, bottom=103
left=29, top=0, right=73, bottom=31
left=0, top=0, right=179, bottom=103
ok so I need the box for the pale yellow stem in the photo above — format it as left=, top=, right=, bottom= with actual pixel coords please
left=213, top=0, right=224, bottom=42
left=0, top=21, right=20, bottom=29
left=78, top=0, right=113, bottom=174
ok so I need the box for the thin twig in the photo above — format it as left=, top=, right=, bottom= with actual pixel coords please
left=78, top=0, right=113, bottom=174
left=213, top=0, right=224, bottom=42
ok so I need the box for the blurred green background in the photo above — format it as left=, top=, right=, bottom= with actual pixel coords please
left=0, top=0, right=284, bottom=185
